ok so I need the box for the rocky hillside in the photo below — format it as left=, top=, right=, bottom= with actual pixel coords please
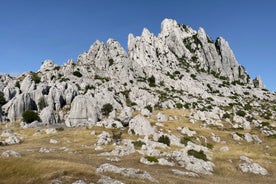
left=0, top=19, right=275, bottom=183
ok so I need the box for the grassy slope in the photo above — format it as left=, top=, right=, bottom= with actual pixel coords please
left=0, top=109, right=275, bottom=184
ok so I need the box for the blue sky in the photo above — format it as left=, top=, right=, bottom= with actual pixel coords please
left=0, top=0, right=275, bottom=91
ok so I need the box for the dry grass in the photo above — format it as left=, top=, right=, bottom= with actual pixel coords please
left=0, top=110, right=275, bottom=184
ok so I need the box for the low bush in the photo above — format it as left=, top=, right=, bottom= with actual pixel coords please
left=132, top=140, right=146, bottom=148
left=101, top=103, right=113, bottom=116
left=175, top=103, right=183, bottom=109
left=236, top=110, right=246, bottom=117
left=180, top=136, right=193, bottom=146
left=187, top=149, right=208, bottom=161
left=158, top=135, right=170, bottom=146
left=145, top=156, right=158, bottom=163
left=148, top=75, right=156, bottom=87
left=22, top=110, right=41, bottom=124
left=145, top=105, right=153, bottom=112
left=31, top=72, right=41, bottom=84
left=73, top=71, right=82, bottom=78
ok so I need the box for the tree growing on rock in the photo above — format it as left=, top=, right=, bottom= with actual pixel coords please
left=22, top=110, right=41, bottom=124
left=101, top=103, right=113, bottom=116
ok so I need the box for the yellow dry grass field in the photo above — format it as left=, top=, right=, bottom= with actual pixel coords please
left=0, top=110, right=275, bottom=184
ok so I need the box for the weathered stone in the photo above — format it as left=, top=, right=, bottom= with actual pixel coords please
left=128, top=115, right=155, bottom=136
left=65, top=95, right=98, bottom=127
left=97, top=175, right=124, bottom=184
left=171, top=169, right=199, bottom=177
left=96, top=163, right=158, bottom=183
left=97, top=131, right=112, bottom=145
left=1, top=150, right=21, bottom=158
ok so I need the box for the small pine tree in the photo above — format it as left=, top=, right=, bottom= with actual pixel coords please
left=101, top=103, right=113, bottom=116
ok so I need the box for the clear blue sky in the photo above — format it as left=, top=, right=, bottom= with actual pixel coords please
left=0, top=0, right=275, bottom=91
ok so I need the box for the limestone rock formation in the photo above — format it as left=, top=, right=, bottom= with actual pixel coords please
left=65, top=95, right=98, bottom=127
left=128, top=115, right=156, bottom=136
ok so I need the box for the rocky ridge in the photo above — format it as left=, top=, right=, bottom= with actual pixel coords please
left=0, top=19, right=275, bottom=183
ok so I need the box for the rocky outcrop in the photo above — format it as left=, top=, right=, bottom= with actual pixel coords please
left=39, top=60, right=57, bottom=72
left=253, top=76, right=265, bottom=89
left=65, top=95, right=98, bottom=127
left=0, top=18, right=274, bottom=134
left=2, top=93, right=37, bottom=122
left=239, top=156, right=268, bottom=175
left=40, top=106, right=59, bottom=125
left=128, top=115, right=156, bottom=136
left=96, top=163, right=158, bottom=183
left=1, top=150, right=21, bottom=158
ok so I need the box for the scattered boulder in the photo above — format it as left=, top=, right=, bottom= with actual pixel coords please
left=119, top=107, right=133, bottom=123
left=1, top=150, right=21, bottom=158
left=97, top=131, right=112, bottom=145
left=71, top=180, right=87, bottom=184
left=4, top=135, right=21, bottom=145
left=128, top=115, right=156, bottom=136
left=96, top=163, right=158, bottom=183
left=180, top=127, right=197, bottom=137
left=211, top=132, right=220, bottom=143
left=220, top=146, right=229, bottom=152
left=156, top=112, right=168, bottom=122
left=45, top=128, right=57, bottom=134
left=50, top=139, right=59, bottom=144
left=97, top=175, right=124, bottom=184
left=141, top=108, right=151, bottom=117
left=171, top=169, right=199, bottom=177
left=239, top=155, right=268, bottom=175
left=98, top=139, right=135, bottom=156
left=39, top=147, right=54, bottom=153
left=96, top=119, right=123, bottom=129
left=158, top=157, right=175, bottom=166
left=231, top=133, right=243, bottom=141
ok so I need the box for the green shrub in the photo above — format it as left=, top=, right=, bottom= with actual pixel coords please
left=187, top=149, right=208, bottom=161
left=56, top=127, right=64, bottom=131
left=180, top=136, right=193, bottom=146
left=15, top=81, right=20, bottom=88
left=244, top=103, right=252, bottom=110
left=184, top=103, right=191, bottom=109
left=261, top=111, right=272, bottom=120
left=54, top=66, right=60, bottom=70
left=22, top=110, right=41, bottom=124
left=145, top=105, right=153, bottom=113
left=236, top=110, right=246, bottom=117
left=132, top=140, right=146, bottom=148
left=158, top=135, right=170, bottom=146
left=261, top=122, right=270, bottom=127
left=0, top=92, right=6, bottom=106
left=205, top=143, right=214, bottom=150
left=222, top=113, right=231, bottom=119
left=109, top=58, right=114, bottom=66
left=101, top=103, right=113, bottom=116
left=175, top=103, right=183, bottom=109
left=148, top=75, right=156, bottom=87
left=145, top=156, right=158, bottom=163
left=31, top=72, right=41, bottom=84
left=38, top=97, right=46, bottom=110
left=73, top=71, right=82, bottom=77
left=190, top=74, right=197, bottom=80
